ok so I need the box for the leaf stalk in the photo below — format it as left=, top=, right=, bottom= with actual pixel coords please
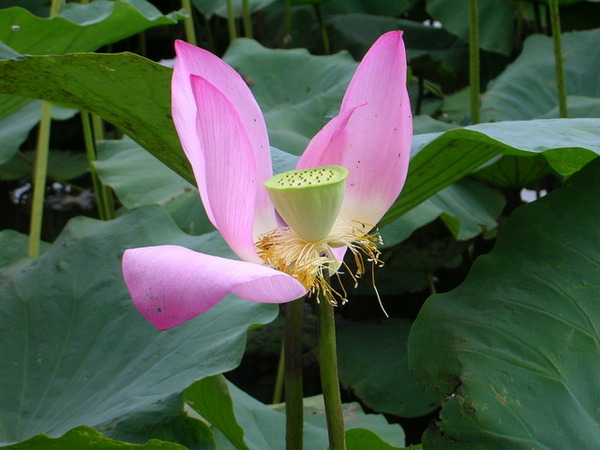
left=468, top=0, right=480, bottom=124
left=549, top=0, right=568, bottom=118
left=318, top=297, right=345, bottom=449
left=284, top=298, right=305, bottom=449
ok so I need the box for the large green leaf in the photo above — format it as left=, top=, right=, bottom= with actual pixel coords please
left=186, top=375, right=407, bottom=449
left=2, top=53, right=599, bottom=227
left=0, top=149, right=89, bottom=181
left=345, top=429, right=408, bottom=450
left=0, top=101, right=77, bottom=166
left=302, top=397, right=406, bottom=448
left=471, top=154, right=552, bottom=189
left=425, top=0, right=515, bottom=55
left=382, top=118, right=600, bottom=227
left=381, top=178, right=505, bottom=247
left=481, top=29, right=600, bottom=122
left=94, top=137, right=212, bottom=235
left=337, top=319, right=439, bottom=418
left=0, top=52, right=192, bottom=183
left=323, top=0, right=416, bottom=15
left=192, top=0, right=276, bottom=18
left=101, top=403, right=215, bottom=449
left=325, top=13, right=464, bottom=67
left=3, top=426, right=185, bottom=449
left=223, top=38, right=357, bottom=155
left=0, top=230, right=49, bottom=266
left=0, top=2, right=183, bottom=55
left=408, top=158, right=600, bottom=448
left=185, top=375, right=328, bottom=449
left=0, top=206, right=278, bottom=444
left=0, top=1, right=183, bottom=120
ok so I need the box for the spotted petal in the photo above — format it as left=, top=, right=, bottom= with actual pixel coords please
left=172, top=40, right=276, bottom=240
left=123, top=245, right=306, bottom=330
left=298, top=31, right=412, bottom=227
left=191, top=75, right=263, bottom=263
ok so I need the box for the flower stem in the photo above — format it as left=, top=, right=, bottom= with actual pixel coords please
left=284, top=298, right=304, bottom=450
left=468, top=0, right=480, bottom=124
left=226, top=0, right=237, bottom=42
left=49, top=0, right=61, bottom=16
left=28, top=0, right=62, bottom=257
left=181, top=0, right=198, bottom=46
left=81, top=111, right=114, bottom=220
left=241, top=0, right=253, bottom=39
left=549, top=0, right=568, bottom=118
left=90, top=111, right=102, bottom=138
left=314, top=4, right=330, bottom=55
left=28, top=101, right=52, bottom=258
left=317, top=298, right=345, bottom=449
left=272, top=341, right=285, bottom=404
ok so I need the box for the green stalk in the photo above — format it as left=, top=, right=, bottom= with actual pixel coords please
left=241, top=0, right=253, bottom=39
left=468, top=0, right=480, bottom=124
left=28, top=0, right=62, bottom=257
left=272, top=341, right=285, bottom=404
left=181, top=0, right=198, bottom=46
left=314, top=4, right=330, bottom=55
left=284, top=298, right=305, bottom=450
left=28, top=101, right=52, bottom=258
left=81, top=111, right=114, bottom=220
left=89, top=113, right=115, bottom=218
left=317, top=297, right=345, bottom=449
left=49, top=0, right=62, bottom=16
left=549, top=0, right=568, bottom=118
left=91, top=114, right=104, bottom=140
left=226, top=0, right=237, bottom=42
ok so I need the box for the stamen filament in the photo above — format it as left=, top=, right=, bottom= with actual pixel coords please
left=255, top=220, right=385, bottom=309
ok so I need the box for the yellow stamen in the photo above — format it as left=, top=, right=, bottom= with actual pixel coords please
left=255, top=220, right=383, bottom=306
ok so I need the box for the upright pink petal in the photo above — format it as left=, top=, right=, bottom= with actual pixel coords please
left=191, top=75, right=262, bottom=263
left=296, top=105, right=362, bottom=168
left=172, top=40, right=276, bottom=237
left=298, top=31, right=412, bottom=227
left=123, top=246, right=306, bottom=330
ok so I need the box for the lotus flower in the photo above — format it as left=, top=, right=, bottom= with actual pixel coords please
left=122, top=31, right=412, bottom=330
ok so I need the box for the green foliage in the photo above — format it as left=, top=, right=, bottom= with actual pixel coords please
left=185, top=375, right=407, bottom=448
left=409, top=158, right=600, bottom=448
left=0, top=52, right=191, bottom=183
left=0, top=207, right=277, bottom=444
left=426, top=0, right=516, bottom=55
left=3, top=426, right=186, bottom=449
left=0, top=230, right=48, bottom=265
left=0, top=101, right=76, bottom=165
left=381, top=118, right=600, bottom=226
left=192, top=0, right=276, bottom=18
left=94, top=137, right=212, bottom=235
left=337, top=319, right=439, bottom=418
left=482, top=29, right=600, bottom=121
left=0, top=0, right=184, bottom=120
left=381, top=178, right=505, bottom=246
left=1, top=0, right=600, bottom=447
left=0, top=2, right=183, bottom=55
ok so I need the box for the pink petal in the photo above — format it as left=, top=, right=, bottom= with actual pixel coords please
left=298, top=31, right=412, bottom=227
left=172, top=40, right=276, bottom=237
left=123, top=245, right=306, bottom=331
left=191, top=75, right=262, bottom=263
left=296, top=105, right=362, bottom=169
